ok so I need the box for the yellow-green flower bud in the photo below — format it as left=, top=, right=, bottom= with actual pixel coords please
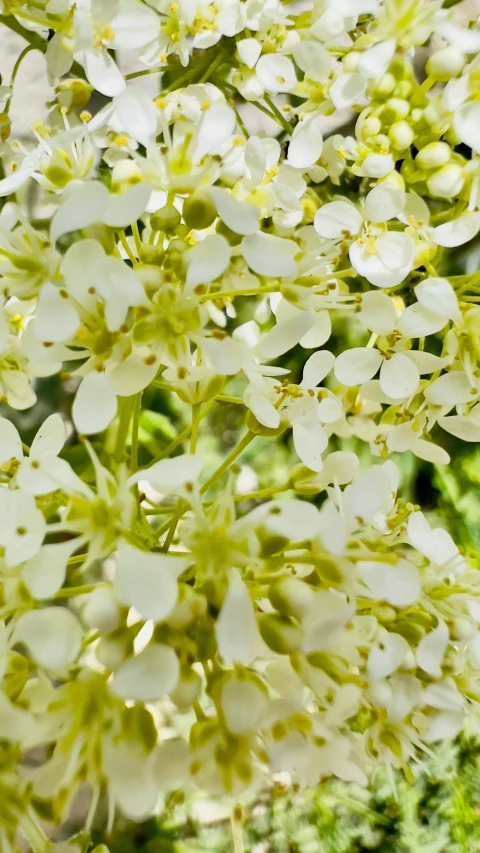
left=426, top=47, right=466, bottom=81
left=383, top=98, right=410, bottom=123
left=258, top=613, right=303, bottom=654
left=389, top=120, right=414, bottom=151
left=374, top=72, right=396, bottom=96
left=415, top=141, right=451, bottom=169
left=183, top=190, right=217, bottom=230
left=268, top=576, right=315, bottom=620
left=151, top=204, right=181, bottom=232
left=427, top=162, right=464, bottom=199
left=55, top=78, right=93, bottom=110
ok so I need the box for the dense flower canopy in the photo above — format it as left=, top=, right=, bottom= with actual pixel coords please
left=1, top=0, right=480, bottom=849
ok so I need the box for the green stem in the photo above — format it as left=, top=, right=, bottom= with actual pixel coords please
left=0, top=14, right=86, bottom=80
left=130, top=391, right=142, bottom=474
left=190, top=402, right=202, bottom=453
left=263, top=95, right=294, bottom=134
left=126, top=66, right=165, bottom=80
left=200, top=431, right=255, bottom=495
left=6, top=41, right=43, bottom=115
left=114, top=396, right=134, bottom=460
left=234, top=482, right=290, bottom=502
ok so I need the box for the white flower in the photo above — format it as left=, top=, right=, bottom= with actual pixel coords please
left=0, top=489, right=45, bottom=567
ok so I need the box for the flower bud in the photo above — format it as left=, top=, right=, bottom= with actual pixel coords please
left=0, top=113, right=10, bottom=142
left=361, top=115, right=382, bottom=139
left=342, top=51, right=360, bottom=72
left=183, top=190, right=217, bottom=230
left=374, top=72, right=396, bottom=96
left=415, top=141, right=451, bottom=169
left=258, top=613, right=303, bottom=654
left=451, top=617, right=475, bottom=641
left=151, top=204, right=181, bottom=232
left=383, top=98, right=410, bottom=123
left=427, top=163, right=464, bottom=199
left=55, top=78, right=93, bottom=110
left=389, top=120, right=414, bottom=151
left=96, top=637, right=126, bottom=669
left=170, top=668, right=202, bottom=709
left=111, top=159, right=143, bottom=192
left=426, top=47, right=465, bottom=81
left=269, top=576, right=315, bottom=620
left=83, top=586, right=120, bottom=634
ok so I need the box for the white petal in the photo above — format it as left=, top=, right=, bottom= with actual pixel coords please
left=376, top=231, right=415, bottom=271
left=359, top=291, right=397, bottom=335
left=433, top=212, right=480, bottom=247
left=186, top=234, right=230, bottom=287
left=438, top=414, right=480, bottom=442
left=293, top=421, right=326, bottom=473
left=102, top=182, right=152, bottom=228
left=256, top=55, right=296, bottom=93
left=417, top=621, right=449, bottom=677
left=330, top=72, right=366, bottom=109
left=114, top=544, right=186, bottom=622
left=423, top=711, right=463, bottom=743
left=365, top=184, right=404, bottom=223
left=215, top=569, right=259, bottom=665
left=397, top=304, right=447, bottom=337
left=293, top=40, right=331, bottom=83
left=321, top=451, right=359, bottom=485
left=359, top=558, right=420, bottom=607
left=437, top=22, right=480, bottom=53
left=237, top=37, right=261, bottom=69
left=334, top=347, right=383, bottom=386
left=222, top=678, right=268, bottom=735
left=414, top=278, right=460, bottom=321
left=209, top=188, right=259, bottom=235
left=111, top=644, right=180, bottom=701
left=314, top=201, right=362, bottom=239
left=424, top=680, right=463, bottom=712
left=63, top=239, right=105, bottom=310
left=50, top=181, right=109, bottom=243
left=425, top=371, right=475, bottom=406
left=302, top=350, right=335, bottom=388
left=412, top=439, right=450, bottom=465
left=129, top=454, right=202, bottom=492
left=114, top=85, right=157, bottom=147
left=362, top=153, right=395, bottom=178
left=242, top=232, right=298, bottom=278
left=22, top=539, right=80, bottom=599
left=404, top=350, right=448, bottom=374
left=194, top=102, right=236, bottom=160
left=257, top=308, right=315, bottom=359
left=357, top=39, right=395, bottom=78
left=31, top=414, right=65, bottom=459
left=379, top=353, right=419, bottom=400
left=262, top=499, right=320, bottom=540
left=0, top=168, right=33, bottom=197
left=407, top=511, right=458, bottom=565
left=111, top=2, right=160, bottom=48
left=0, top=417, right=22, bottom=465
left=300, top=310, right=331, bottom=348
left=72, top=372, right=118, bottom=435
left=14, top=608, right=82, bottom=672
left=349, top=465, right=392, bottom=523
left=105, top=743, right=158, bottom=820
left=200, top=336, right=244, bottom=375
left=287, top=116, right=323, bottom=169
left=248, top=392, right=280, bottom=428
left=367, top=633, right=409, bottom=680
left=84, top=49, right=126, bottom=97
left=108, top=353, right=159, bottom=396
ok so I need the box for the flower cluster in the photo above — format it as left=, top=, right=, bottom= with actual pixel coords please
left=1, top=0, right=480, bottom=846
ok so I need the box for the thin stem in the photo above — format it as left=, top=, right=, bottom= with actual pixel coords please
left=190, top=402, right=202, bottom=453
left=6, top=41, right=43, bottom=114
left=216, top=394, right=245, bottom=405
left=230, top=811, right=245, bottom=853
left=200, top=431, right=255, bottom=494
left=0, top=15, right=86, bottom=79
left=234, top=482, right=290, bottom=502
left=130, top=391, right=143, bottom=474
left=126, top=66, right=165, bottom=80
left=117, top=230, right=138, bottom=265
left=132, top=221, right=143, bottom=257
left=263, top=95, right=294, bottom=134
left=114, top=396, right=134, bottom=460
